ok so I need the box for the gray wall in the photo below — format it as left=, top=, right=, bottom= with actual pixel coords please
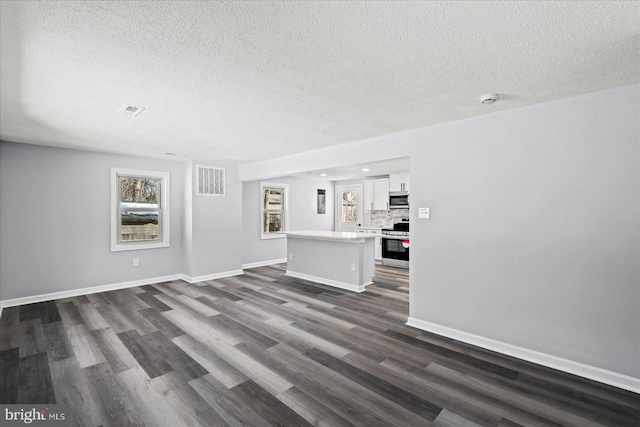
left=242, top=176, right=335, bottom=265
left=187, top=161, right=243, bottom=277
left=409, top=86, right=639, bottom=377
left=238, top=84, right=640, bottom=378
left=0, top=142, right=185, bottom=300
left=0, top=143, right=246, bottom=299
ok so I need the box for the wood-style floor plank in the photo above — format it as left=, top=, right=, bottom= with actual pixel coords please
left=1, top=263, right=638, bottom=427
left=0, top=348, right=19, bottom=403
left=384, top=329, right=520, bottom=379
left=343, top=352, right=503, bottom=426
left=116, top=329, right=174, bottom=379
left=114, top=365, right=193, bottom=427
left=42, top=321, right=74, bottom=362
left=18, top=352, right=56, bottom=404
left=138, top=307, right=186, bottom=338
left=189, top=374, right=271, bottom=427
left=276, top=385, right=357, bottom=427
left=173, top=334, right=249, bottom=388
left=65, top=324, right=107, bottom=368
left=304, top=347, right=443, bottom=422
left=20, top=301, right=61, bottom=324
left=18, top=318, right=46, bottom=358
left=263, top=342, right=433, bottom=427
left=91, top=327, right=139, bottom=374
left=0, top=307, right=20, bottom=351
left=231, top=379, right=312, bottom=427
left=76, top=303, right=110, bottom=330
left=83, top=362, right=144, bottom=426
left=50, top=356, right=108, bottom=427
left=150, top=370, right=232, bottom=427
left=56, top=301, right=85, bottom=326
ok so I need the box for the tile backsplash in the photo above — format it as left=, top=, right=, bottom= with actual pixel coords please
left=370, top=209, right=409, bottom=228
left=392, top=209, right=410, bottom=221
left=371, top=210, right=392, bottom=228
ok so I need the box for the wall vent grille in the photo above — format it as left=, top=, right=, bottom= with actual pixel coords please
left=197, top=166, right=226, bottom=196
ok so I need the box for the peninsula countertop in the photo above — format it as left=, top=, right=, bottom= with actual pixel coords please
left=285, top=230, right=380, bottom=241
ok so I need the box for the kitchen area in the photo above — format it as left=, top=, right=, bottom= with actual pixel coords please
left=357, top=172, right=410, bottom=269
left=280, top=159, right=410, bottom=293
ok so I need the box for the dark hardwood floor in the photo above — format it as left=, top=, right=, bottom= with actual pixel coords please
left=1, top=264, right=638, bottom=426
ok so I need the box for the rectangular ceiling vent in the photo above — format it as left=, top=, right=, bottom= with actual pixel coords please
left=117, top=104, right=145, bottom=117
left=197, top=166, right=225, bottom=196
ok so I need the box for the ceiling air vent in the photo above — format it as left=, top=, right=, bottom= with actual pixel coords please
left=197, top=166, right=226, bottom=196
left=117, top=104, right=145, bottom=117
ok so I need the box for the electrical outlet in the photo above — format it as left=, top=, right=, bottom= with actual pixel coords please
left=419, top=207, right=430, bottom=219
left=133, top=258, right=139, bottom=267
left=350, top=263, right=356, bottom=272
left=289, top=253, right=293, bottom=261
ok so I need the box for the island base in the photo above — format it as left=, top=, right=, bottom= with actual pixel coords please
left=285, top=270, right=371, bottom=293
left=286, top=234, right=375, bottom=293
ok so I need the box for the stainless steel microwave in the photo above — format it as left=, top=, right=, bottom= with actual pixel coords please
left=389, top=191, right=409, bottom=209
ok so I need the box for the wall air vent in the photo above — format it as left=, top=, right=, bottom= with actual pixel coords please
left=117, top=104, right=145, bottom=117
left=197, top=166, right=226, bottom=196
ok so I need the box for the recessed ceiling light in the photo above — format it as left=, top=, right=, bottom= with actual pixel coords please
left=362, top=168, right=369, bottom=172
left=480, top=94, right=499, bottom=104
left=320, top=173, right=327, bottom=177
left=165, top=153, right=176, bottom=156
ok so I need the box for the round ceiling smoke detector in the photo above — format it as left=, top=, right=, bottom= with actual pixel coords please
left=480, top=93, right=499, bottom=104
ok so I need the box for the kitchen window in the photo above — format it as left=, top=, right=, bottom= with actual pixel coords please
left=111, top=168, right=170, bottom=251
left=261, top=182, right=289, bottom=239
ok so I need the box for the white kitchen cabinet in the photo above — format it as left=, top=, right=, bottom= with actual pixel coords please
left=363, top=181, right=374, bottom=211
left=373, top=179, right=389, bottom=210
left=389, top=173, right=410, bottom=192
left=364, top=178, right=389, bottom=210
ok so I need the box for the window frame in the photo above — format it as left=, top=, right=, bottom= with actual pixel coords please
left=111, top=167, right=171, bottom=252
left=261, top=182, right=289, bottom=240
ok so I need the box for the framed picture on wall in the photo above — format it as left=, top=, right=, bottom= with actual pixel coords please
left=317, top=189, right=326, bottom=214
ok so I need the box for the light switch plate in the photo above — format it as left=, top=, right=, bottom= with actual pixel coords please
left=419, top=208, right=430, bottom=219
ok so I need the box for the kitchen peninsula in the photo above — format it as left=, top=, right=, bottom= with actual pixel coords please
left=285, top=230, right=379, bottom=292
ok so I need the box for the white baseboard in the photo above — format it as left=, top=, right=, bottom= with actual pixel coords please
left=181, top=269, right=243, bottom=284
left=0, top=274, right=183, bottom=308
left=406, top=317, right=640, bottom=394
left=242, top=258, right=287, bottom=269
left=0, top=268, right=247, bottom=309
left=286, top=270, right=368, bottom=293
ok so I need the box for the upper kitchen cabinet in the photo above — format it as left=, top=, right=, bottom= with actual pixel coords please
left=389, top=173, right=410, bottom=192
left=364, top=178, right=390, bottom=210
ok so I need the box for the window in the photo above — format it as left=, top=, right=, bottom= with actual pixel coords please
left=261, top=182, right=289, bottom=239
left=341, top=191, right=358, bottom=222
left=111, top=168, right=170, bottom=251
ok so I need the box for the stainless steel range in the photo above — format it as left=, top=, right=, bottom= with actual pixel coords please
left=381, top=221, right=409, bottom=269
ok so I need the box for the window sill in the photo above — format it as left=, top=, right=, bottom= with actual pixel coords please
left=110, top=241, right=170, bottom=252
left=261, top=233, right=287, bottom=240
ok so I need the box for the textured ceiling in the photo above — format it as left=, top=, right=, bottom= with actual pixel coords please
left=1, top=1, right=638, bottom=164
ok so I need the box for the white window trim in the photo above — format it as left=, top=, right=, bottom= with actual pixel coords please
left=261, top=181, right=289, bottom=240
left=111, top=167, right=171, bottom=252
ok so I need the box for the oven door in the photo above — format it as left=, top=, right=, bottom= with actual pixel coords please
left=381, top=237, right=409, bottom=261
